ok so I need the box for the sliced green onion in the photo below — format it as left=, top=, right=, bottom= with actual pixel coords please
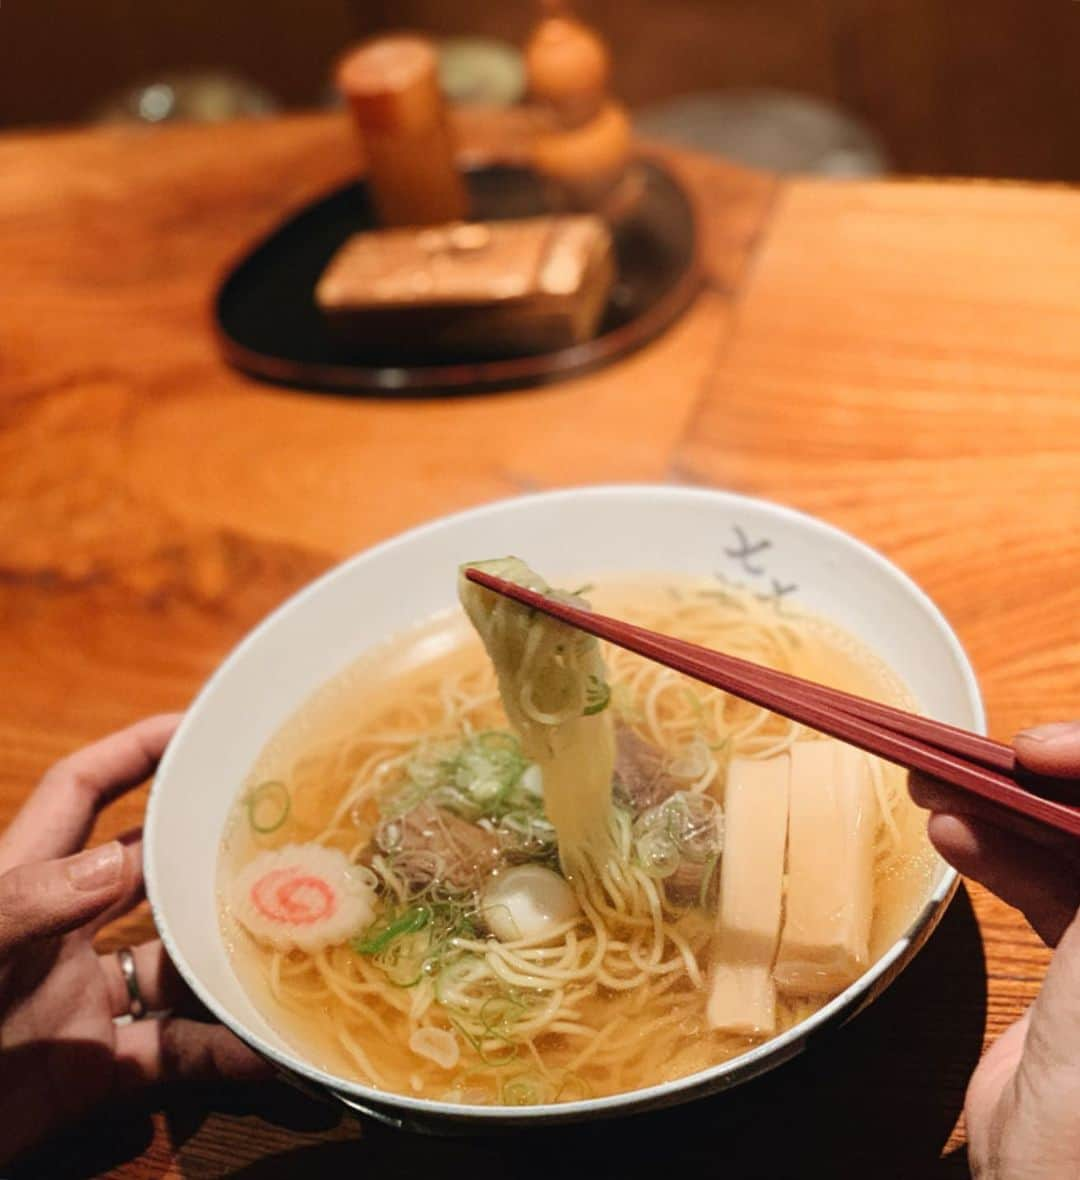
left=553, top=1072, right=592, bottom=1102
left=474, top=730, right=520, bottom=754
left=452, top=1019, right=520, bottom=1067
left=360, top=900, right=478, bottom=991
left=636, top=830, right=680, bottom=878
left=502, top=1076, right=544, bottom=1105
left=434, top=952, right=483, bottom=1007
left=379, top=957, right=426, bottom=988
left=354, top=904, right=432, bottom=955
left=583, top=674, right=611, bottom=716
left=397, top=729, right=534, bottom=824
left=245, top=780, right=291, bottom=834
left=697, top=852, right=720, bottom=908
left=479, top=992, right=526, bottom=1039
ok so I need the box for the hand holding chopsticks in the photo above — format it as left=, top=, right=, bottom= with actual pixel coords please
left=463, top=568, right=1080, bottom=842
left=909, top=724, right=1080, bottom=945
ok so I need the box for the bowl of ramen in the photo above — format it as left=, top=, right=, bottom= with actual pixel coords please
left=145, top=485, right=982, bottom=1131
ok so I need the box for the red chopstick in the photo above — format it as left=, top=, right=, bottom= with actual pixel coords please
left=463, top=568, right=1080, bottom=841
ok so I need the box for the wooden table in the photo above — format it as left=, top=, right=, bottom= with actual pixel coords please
left=3, top=112, right=1078, bottom=1179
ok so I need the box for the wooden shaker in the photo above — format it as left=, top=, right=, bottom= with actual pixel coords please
left=337, top=35, right=468, bottom=227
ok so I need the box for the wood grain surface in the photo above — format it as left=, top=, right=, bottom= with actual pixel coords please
left=2, top=112, right=1076, bottom=1179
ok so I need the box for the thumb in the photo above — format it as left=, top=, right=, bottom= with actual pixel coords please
left=0, top=841, right=134, bottom=954
left=1013, top=720, right=1080, bottom=780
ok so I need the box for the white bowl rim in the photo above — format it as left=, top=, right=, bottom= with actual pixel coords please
left=145, top=482, right=979, bottom=1122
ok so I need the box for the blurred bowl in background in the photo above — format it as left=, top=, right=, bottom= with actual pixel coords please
left=635, top=88, right=890, bottom=177
left=439, top=37, right=525, bottom=107
left=94, top=71, right=278, bottom=125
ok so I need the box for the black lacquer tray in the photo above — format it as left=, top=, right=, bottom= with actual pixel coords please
left=215, top=159, right=700, bottom=397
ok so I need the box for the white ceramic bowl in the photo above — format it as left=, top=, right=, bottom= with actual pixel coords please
left=145, top=485, right=982, bottom=1132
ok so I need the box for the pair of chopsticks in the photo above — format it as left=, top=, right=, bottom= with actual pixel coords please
left=464, top=568, right=1080, bottom=841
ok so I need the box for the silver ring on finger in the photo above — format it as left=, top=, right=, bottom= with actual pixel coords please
left=117, top=945, right=147, bottom=1020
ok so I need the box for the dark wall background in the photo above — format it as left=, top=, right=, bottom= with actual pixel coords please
left=4, top=1, right=1080, bottom=181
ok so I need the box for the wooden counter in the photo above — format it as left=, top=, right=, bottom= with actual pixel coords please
left=3, top=112, right=1078, bottom=1179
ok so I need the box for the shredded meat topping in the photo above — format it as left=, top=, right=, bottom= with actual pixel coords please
left=614, top=725, right=678, bottom=812
left=378, top=801, right=504, bottom=893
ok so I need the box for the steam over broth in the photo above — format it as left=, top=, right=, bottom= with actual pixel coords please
left=219, top=576, right=935, bottom=1105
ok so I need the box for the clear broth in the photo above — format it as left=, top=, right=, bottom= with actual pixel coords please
left=219, top=578, right=936, bottom=1104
